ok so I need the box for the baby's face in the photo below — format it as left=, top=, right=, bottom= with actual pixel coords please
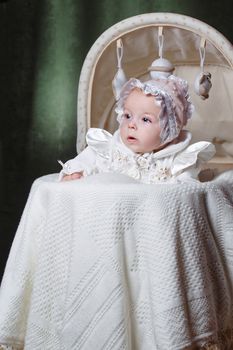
left=120, top=88, right=162, bottom=153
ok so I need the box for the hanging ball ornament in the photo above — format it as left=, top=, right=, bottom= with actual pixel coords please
left=148, top=58, right=175, bottom=79
left=194, top=72, right=212, bottom=100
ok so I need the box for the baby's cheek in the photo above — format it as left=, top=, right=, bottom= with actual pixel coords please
left=119, top=124, right=126, bottom=137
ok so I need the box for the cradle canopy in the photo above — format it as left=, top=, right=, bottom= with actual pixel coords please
left=77, top=13, right=233, bottom=171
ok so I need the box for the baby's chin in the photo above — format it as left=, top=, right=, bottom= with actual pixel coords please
left=124, top=142, right=161, bottom=154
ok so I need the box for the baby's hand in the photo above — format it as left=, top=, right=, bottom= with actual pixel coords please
left=62, top=172, right=83, bottom=181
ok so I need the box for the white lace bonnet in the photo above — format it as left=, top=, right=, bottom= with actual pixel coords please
left=115, top=74, right=194, bottom=145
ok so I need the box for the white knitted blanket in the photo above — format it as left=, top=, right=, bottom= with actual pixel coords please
left=0, top=172, right=233, bottom=350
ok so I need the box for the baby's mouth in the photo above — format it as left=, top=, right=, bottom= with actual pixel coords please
left=127, top=136, right=137, bottom=143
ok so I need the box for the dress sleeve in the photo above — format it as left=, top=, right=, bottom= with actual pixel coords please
left=58, top=128, right=112, bottom=181
left=86, top=128, right=113, bottom=156
left=171, top=141, right=216, bottom=181
left=58, top=146, right=97, bottom=181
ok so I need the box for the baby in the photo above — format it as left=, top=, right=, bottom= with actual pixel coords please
left=59, top=76, right=215, bottom=183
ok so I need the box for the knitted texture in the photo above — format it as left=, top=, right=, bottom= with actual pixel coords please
left=0, top=172, right=233, bottom=350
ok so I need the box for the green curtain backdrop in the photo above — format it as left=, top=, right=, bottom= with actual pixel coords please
left=0, top=0, right=233, bottom=279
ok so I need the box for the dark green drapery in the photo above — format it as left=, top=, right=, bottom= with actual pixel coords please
left=0, top=0, right=233, bottom=278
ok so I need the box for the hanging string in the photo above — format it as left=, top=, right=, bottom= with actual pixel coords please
left=116, top=39, right=124, bottom=69
left=158, top=26, right=164, bottom=59
left=199, top=37, right=206, bottom=72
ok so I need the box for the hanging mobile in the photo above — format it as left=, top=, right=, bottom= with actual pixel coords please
left=194, top=37, right=212, bottom=100
left=148, top=26, right=174, bottom=79
left=112, top=39, right=127, bottom=100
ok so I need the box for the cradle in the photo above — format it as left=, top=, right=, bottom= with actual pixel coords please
left=77, top=12, right=233, bottom=175
left=0, top=13, right=233, bottom=350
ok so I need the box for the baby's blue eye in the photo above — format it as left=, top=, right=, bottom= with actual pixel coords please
left=142, top=116, right=151, bottom=123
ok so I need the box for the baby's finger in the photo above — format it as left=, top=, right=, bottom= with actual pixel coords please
left=62, top=175, right=72, bottom=181
left=71, top=172, right=82, bottom=180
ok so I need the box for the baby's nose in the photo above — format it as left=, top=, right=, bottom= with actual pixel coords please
left=128, top=118, right=137, bottom=129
